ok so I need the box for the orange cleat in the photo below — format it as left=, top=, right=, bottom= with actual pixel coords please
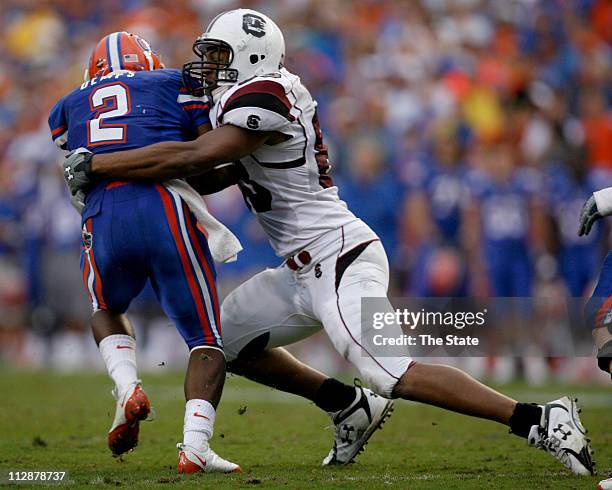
left=108, top=382, right=150, bottom=456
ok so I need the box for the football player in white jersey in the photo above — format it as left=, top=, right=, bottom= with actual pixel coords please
left=63, top=9, right=595, bottom=476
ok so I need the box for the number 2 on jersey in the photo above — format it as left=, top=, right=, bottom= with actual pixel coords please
left=88, top=82, right=131, bottom=145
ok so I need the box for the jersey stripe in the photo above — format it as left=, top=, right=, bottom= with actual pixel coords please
left=182, top=103, right=209, bottom=111
left=253, top=155, right=306, bottom=169
left=223, top=80, right=293, bottom=116
left=177, top=94, right=209, bottom=104
left=51, top=125, right=66, bottom=136
left=224, top=92, right=294, bottom=121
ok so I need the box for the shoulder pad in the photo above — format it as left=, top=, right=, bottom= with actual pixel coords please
left=220, top=79, right=294, bottom=131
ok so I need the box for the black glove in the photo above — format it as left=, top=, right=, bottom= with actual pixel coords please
left=63, top=148, right=94, bottom=196
left=578, top=195, right=601, bottom=237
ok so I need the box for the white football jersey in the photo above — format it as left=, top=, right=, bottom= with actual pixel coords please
left=210, top=68, right=358, bottom=258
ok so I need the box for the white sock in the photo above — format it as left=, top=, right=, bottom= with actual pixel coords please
left=183, top=399, right=216, bottom=451
left=99, top=334, right=138, bottom=395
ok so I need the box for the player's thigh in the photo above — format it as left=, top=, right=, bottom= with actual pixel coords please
left=80, top=214, right=147, bottom=314
left=148, top=186, right=222, bottom=350
left=221, top=266, right=321, bottom=361
left=316, top=241, right=412, bottom=397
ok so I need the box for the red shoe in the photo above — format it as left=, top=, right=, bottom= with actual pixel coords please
left=177, top=443, right=241, bottom=474
left=108, top=382, right=150, bottom=456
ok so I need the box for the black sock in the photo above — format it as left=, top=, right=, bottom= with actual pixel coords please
left=508, top=403, right=542, bottom=438
left=314, top=378, right=356, bottom=413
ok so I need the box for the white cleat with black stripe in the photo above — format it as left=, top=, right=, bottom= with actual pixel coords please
left=527, top=396, right=595, bottom=476
left=322, top=382, right=394, bottom=466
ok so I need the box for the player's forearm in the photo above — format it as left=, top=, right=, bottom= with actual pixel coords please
left=186, top=164, right=239, bottom=195
left=90, top=124, right=269, bottom=182
left=91, top=141, right=210, bottom=181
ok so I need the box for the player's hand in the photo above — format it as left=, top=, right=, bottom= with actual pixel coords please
left=578, top=195, right=601, bottom=236
left=63, top=148, right=94, bottom=195
left=70, top=189, right=86, bottom=213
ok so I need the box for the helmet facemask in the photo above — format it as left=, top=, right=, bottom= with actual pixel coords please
left=182, top=38, right=238, bottom=97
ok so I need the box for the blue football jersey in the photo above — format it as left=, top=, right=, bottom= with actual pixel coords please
left=467, top=167, right=539, bottom=246
left=405, top=157, right=467, bottom=243
left=48, top=69, right=209, bottom=153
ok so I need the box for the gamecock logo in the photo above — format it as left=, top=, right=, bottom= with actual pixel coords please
left=242, top=13, right=266, bottom=38
left=247, top=114, right=261, bottom=129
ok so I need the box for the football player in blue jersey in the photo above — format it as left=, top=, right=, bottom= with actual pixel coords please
left=545, top=162, right=601, bottom=297
left=48, top=32, right=240, bottom=473
left=578, top=186, right=612, bottom=379
left=464, top=143, right=542, bottom=297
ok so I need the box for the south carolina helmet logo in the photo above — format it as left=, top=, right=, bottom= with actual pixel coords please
left=242, top=13, right=266, bottom=37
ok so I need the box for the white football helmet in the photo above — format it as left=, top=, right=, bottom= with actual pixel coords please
left=182, top=9, right=285, bottom=97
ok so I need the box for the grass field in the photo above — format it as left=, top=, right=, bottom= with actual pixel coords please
left=0, top=371, right=610, bottom=489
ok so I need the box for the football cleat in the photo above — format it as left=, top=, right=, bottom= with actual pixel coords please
left=322, top=382, right=394, bottom=465
left=177, top=443, right=241, bottom=474
left=527, top=396, right=595, bottom=476
left=599, top=477, right=612, bottom=490
left=108, top=381, right=150, bottom=456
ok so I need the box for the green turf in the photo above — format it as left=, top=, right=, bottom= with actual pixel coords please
left=0, top=371, right=609, bottom=489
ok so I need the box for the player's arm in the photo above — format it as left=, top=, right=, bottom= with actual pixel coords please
left=62, top=124, right=269, bottom=196
left=94, top=124, right=268, bottom=180
left=578, top=186, right=612, bottom=236
left=197, top=122, right=212, bottom=136
left=176, top=123, right=240, bottom=194
left=186, top=163, right=240, bottom=195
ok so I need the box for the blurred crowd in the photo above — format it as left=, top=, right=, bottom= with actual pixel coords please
left=0, top=0, right=610, bottom=377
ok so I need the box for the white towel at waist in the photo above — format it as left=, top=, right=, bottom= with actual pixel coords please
left=164, top=179, right=242, bottom=263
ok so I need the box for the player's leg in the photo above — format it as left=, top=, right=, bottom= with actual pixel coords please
left=221, top=265, right=359, bottom=413
left=317, top=239, right=594, bottom=474
left=80, top=213, right=150, bottom=456
left=150, top=186, right=238, bottom=473
left=230, top=346, right=359, bottom=414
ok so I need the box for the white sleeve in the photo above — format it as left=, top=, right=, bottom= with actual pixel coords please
left=223, top=106, right=290, bottom=132
left=220, top=79, right=294, bottom=132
